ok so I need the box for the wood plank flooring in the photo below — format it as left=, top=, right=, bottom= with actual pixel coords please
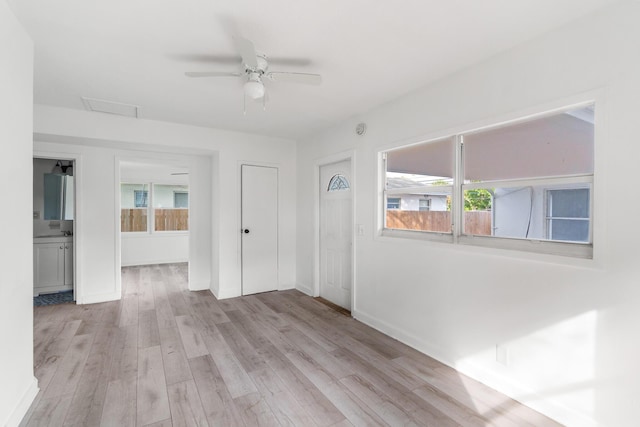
left=22, top=263, right=561, bottom=426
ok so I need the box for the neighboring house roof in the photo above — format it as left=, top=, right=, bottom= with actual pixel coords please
left=386, top=175, right=450, bottom=197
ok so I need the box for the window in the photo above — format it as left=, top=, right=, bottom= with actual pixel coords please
left=121, top=183, right=189, bottom=233
left=382, top=104, right=594, bottom=257
left=121, top=184, right=149, bottom=232
left=134, top=190, right=148, bottom=207
left=153, top=184, right=188, bottom=231
left=384, top=137, right=454, bottom=234
left=328, top=174, right=350, bottom=191
left=387, top=197, right=401, bottom=209
left=174, top=191, right=188, bottom=208
left=546, top=188, right=589, bottom=242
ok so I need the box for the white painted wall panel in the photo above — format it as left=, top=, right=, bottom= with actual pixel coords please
left=0, top=2, right=38, bottom=425
left=296, top=3, right=640, bottom=426
left=121, top=234, right=188, bottom=266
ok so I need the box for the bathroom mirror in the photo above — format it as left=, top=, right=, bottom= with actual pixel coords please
left=44, top=173, right=74, bottom=220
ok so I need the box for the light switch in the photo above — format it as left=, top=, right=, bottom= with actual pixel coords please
left=357, top=224, right=364, bottom=236
left=33, top=211, right=40, bottom=219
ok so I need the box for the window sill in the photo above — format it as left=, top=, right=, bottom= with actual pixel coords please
left=121, top=231, right=189, bottom=238
left=380, top=228, right=454, bottom=244
left=378, top=228, right=593, bottom=260
left=458, top=234, right=593, bottom=259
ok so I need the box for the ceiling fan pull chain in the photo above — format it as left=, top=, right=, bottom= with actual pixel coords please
left=243, top=93, right=247, bottom=115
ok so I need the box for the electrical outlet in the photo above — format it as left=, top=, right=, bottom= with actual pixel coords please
left=496, top=344, right=509, bottom=366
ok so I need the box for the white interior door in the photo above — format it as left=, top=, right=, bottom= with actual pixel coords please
left=320, top=160, right=352, bottom=310
left=241, top=165, right=278, bottom=295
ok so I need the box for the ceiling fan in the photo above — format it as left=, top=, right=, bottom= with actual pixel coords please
left=185, top=37, right=322, bottom=103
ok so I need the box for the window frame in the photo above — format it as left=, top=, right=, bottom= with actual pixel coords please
left=173, top=190, right=189, bottom=209
left=545, top=186, right=591, bottom=242
left=121, top=183, right=151, bottom=233
left=379, top=103, right=595, bottom=259
left=419, top=198, right=431, bottom=212
left=121, top=182, right=189, bottom=235
left=134, top=189, right=149, bottom=208
left=386, top=197, right=401, bottom=210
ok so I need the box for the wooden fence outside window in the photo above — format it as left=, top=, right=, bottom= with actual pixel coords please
left=386, top=210, right=491, bottom=235
left=121, top=209, right=189, bottom=232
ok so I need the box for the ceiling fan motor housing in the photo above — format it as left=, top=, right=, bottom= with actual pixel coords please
left=254, top=55, right=269, bottom=73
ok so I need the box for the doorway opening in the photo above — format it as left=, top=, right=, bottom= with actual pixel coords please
left=33, top=157, right=76, bottom=305
left=119, top=160, right=190, bottom=289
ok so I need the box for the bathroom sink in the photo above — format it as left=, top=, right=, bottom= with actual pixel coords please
left=34, top=234, right=73, bottom=241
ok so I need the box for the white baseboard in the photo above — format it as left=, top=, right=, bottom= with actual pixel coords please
left=5, top=376, right=39, bottom=427
left=352, top=308, right=447, bottom=363
left=454, top=359, right=596, bottom=427
left=216, top=288, right=241, bottom=300
left=352, top=308, right=592, bottom=427
left=188, top=280, right=211, bottom=291
left=121, top=258, right=189, bottom=267
left=77, top=291, right=121, bottom=305
left=295, top=283, right=314, bottom=296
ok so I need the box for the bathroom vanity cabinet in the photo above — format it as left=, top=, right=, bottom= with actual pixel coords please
left=33, top=235, right=73, bottom=296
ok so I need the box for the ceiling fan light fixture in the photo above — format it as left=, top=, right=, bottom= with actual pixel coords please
left=244, top=79, right=265, bottom=100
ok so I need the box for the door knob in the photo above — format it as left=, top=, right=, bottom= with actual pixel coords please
left=243, top=229, right=250, bottom=234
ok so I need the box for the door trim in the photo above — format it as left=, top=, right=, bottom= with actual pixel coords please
left=314, top=150, right=356, bottom=313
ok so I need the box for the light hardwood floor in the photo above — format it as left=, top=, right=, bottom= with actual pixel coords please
left=22, top=263, right=561, bottom=426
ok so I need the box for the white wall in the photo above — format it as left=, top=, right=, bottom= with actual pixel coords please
left=296, top=2, right=640, bottom=426
left=34, top=104, right=297, bottom=302
left=0, top=1, right=38, bottom=426
left=121, top=234, right=189, bottom=267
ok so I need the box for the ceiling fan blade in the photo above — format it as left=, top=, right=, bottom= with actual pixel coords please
left=185, top=71, right=242, bottom=78
left=234, top=37, right=258, bottom=69
left=265, top=57, right=313, bottom=67
left=171, top=54, right=310, bottom=67
left=266, top=72, right=322, bottom=85
left=171, top=53, right=242, bottom=64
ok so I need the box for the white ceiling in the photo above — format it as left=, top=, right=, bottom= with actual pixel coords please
left=8, top=0, right=618, bottom=140
left=120, top=161, right=188, bottom=185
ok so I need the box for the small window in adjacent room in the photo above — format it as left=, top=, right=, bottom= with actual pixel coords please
left=153, top=184, right=189, bottom=231
left=121, top=184, right=149, bottom=232
left=419, top=199, right=431, bottom=211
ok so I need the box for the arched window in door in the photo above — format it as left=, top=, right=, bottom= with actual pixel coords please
left=327, top=174, right=350, bottom=192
